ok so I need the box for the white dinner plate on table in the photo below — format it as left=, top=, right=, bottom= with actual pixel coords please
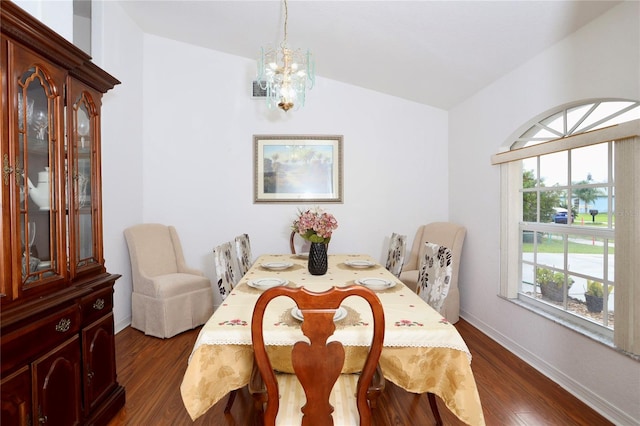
left=291, top=306, right=347, bottom=322
left=344, top=259, right=376, bottom=269
left=355, top=277, right=396, bottom=290
left=261, top=261, right=294, bottom=270
left=248, top=277, right=289, bottom=290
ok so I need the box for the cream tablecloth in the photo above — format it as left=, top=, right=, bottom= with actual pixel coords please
left=180, top=254, right=485, bottom=425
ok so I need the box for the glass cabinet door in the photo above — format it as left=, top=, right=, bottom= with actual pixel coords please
left=9, top=43, right=67, bottom=293
left=68, top=83, right=103, bottom=276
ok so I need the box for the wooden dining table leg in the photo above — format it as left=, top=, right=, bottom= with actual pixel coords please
left=224, top=390, right=238, bottom=413
left=427, top=392, right=443, bottom=426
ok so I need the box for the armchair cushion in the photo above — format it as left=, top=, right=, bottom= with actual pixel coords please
left=147, top=273, right=213, bottom=298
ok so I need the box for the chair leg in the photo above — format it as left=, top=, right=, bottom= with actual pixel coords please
left=224, top=390, right=237, bottom=413
left=427, top=392, right=443, bottom=426
left=367, top=364, right=386, bottom=409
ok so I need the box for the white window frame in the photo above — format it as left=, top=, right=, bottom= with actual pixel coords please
left=493, top=100, right=639, bottom=353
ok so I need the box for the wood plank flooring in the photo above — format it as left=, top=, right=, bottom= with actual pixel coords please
left=107, top=319, right=612, bottom=425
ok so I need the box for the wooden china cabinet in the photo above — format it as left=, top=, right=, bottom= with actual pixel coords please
left=1, top=2, right=125, bottom=425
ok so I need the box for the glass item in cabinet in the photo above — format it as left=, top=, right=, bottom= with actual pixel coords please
left=77, top=107, right=90, bottom=150
left=17, top=92, right=34, bottom=131
left=26, top=166, right=50, bottom=210
left=20, top=221, right=39, bottom=280
left=32, top=109, right=48, bottom=141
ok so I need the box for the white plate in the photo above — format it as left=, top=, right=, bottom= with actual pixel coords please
left=344, top=259, right=376, bottom=269
left=261, top=261, right=293, bottom=271
left=291, top=306, right=347, bottom=322
left=248, top=277, right=289, bottom=290
left=356, top=277, right=396, bottom=290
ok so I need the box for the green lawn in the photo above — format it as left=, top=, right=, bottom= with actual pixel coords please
left=574, top=213, right=614, bottom=226
left=523, top=236, right=614, bottom=254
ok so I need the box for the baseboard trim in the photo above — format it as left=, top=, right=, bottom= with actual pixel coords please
left=115, top=316, right=131, bottom=334
left=459, top=310, right=637, bottom=425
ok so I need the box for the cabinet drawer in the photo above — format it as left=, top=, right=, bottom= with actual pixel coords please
left=1, top=305, right=80, bottom=375
left=80, top=287, right=113, bottom=326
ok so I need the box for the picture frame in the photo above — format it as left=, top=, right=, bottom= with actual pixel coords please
left=254, top=135, right=343, bottom=203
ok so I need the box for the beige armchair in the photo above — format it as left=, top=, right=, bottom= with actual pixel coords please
left=399, top=222, right=466, bottom=323
left=124, top=224, right=214, bottom=338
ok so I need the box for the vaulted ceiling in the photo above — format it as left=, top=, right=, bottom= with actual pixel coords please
left=118, top=1, right=620, bottom=110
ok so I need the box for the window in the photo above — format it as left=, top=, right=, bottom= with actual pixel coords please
left=493, top=100, right=640, bottom=356
left=520, top=142, right=614, bottom=334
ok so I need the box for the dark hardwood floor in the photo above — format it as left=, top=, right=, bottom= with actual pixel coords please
left=107, top=318, right=612, bottom=425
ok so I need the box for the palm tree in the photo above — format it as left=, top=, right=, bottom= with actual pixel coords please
left=573, top=173, right=604, bottom=213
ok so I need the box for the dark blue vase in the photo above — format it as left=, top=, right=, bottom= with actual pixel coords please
left=308, top=242, right=328, bottom=275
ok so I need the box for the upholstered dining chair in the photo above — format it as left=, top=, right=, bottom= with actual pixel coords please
left=124, top=224, right=214, bottom=339
left=385, top=232, right=407, bottom=278
left=249, top=285, right=386, bottom=425
left=234, top=233, right=253, bottom=277
left=399, top=222, right=466, bottom=323
left=416, top=242, right=453, bottom=315
left=213, top=241, right=237, bottom=300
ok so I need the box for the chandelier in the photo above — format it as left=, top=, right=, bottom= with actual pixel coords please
left=257, top=0, right=314, bottom=112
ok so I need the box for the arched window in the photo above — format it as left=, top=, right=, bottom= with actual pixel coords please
left=492, top=99, right=639, bottom=356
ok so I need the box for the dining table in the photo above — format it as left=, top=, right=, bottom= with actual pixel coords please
left=180, top=254, right=485, bottom=425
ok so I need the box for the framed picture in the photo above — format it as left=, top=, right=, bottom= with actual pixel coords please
left=254, top=135, right=343, bottom=203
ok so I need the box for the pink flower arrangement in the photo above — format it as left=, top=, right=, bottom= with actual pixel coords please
left=292, top=207, right=338, bottom=244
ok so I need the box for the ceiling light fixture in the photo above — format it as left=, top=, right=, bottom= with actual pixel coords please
left=257, top=0, right=314, bottom=112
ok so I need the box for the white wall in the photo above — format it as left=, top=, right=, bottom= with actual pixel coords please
left=449, top=2, right=640, bottom=424
left=140, top=34, right=449, bottom=308
left=15, top=0, right=448, bottom=332
left=14, top=0, right=73, bottom=42
left=92, top=1, right=145, bottom=332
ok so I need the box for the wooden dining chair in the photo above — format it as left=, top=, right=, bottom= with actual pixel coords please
left=385, top=232, right=407, bottom=278
left=289, top=230, right=309, bottom=255
left=249, top=285, right=386, bottom=425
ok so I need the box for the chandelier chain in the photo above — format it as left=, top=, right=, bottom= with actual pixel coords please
left=282, top=0, right=288, bottom=47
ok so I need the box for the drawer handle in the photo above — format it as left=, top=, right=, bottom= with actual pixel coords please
left=55, top=318, right=71, bottom=333
left=93, top=298, right=105, bottom=310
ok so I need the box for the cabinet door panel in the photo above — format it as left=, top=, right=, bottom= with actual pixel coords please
left=33, top=336, right=81, bottom=426
left=0, top=366, right=31, bottom=426
left=83, top=314, right=116, bottom=413
left=67, top=81, right=105, bottom=277
left=7, top=40, right=67, bottom=296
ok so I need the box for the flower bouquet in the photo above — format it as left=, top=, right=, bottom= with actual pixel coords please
left=291, top=207, right=338, bottom=244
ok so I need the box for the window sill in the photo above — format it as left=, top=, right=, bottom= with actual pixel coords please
left=501, top=295, right=640, bottom=361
